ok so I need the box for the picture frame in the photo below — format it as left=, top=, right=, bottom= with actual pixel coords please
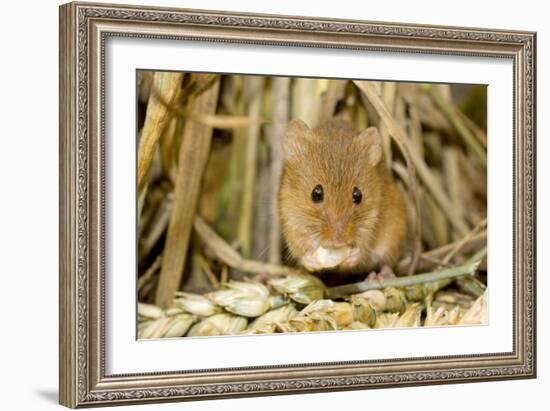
left=59, top=1, right=536, bottom=408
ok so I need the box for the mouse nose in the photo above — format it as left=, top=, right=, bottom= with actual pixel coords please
left=321, top=218, right=354, bottom=248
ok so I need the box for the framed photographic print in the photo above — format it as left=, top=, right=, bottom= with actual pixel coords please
left=59, top=1, right=537, bottom=408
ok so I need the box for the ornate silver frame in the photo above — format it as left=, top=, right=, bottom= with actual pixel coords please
left=59, top=1, right=536, bottom=408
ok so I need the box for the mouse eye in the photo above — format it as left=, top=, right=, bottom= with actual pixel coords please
left=311, top=184, right=324, bottom=203
left=352, top=187, right=363, bottom=204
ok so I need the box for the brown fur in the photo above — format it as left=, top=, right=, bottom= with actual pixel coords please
left=278, top=118, right=407, bottom=273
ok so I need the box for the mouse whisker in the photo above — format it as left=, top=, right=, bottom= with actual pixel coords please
left=255, top=244, right=271, bottom=260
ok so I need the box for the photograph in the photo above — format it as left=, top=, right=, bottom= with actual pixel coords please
left=58, top=2, right=536, bottom=406
left=136, top=71, right=489, bottom=339
left=0, top=0, right=543, bottom=407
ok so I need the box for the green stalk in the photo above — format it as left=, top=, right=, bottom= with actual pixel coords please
left=328, top=259, right=482, bottom=299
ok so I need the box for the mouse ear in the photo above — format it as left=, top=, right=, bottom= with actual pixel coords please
left=357, top=127, right=383, bottom=166
left=283, top=119, right=312, bottom=161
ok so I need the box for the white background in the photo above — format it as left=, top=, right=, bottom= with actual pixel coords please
left=107, top=38, right=513, bottom=373
left=0, top=0, right=546, bottom=410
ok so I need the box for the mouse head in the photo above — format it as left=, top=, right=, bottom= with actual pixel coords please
left=279, top=119, right=385, bottom=272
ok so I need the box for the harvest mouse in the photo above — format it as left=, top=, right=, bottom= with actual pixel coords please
left=278, top=118, right=407, bottom=274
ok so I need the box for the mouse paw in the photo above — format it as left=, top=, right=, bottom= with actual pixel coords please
left=366, top=264, right=397, bottom=281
